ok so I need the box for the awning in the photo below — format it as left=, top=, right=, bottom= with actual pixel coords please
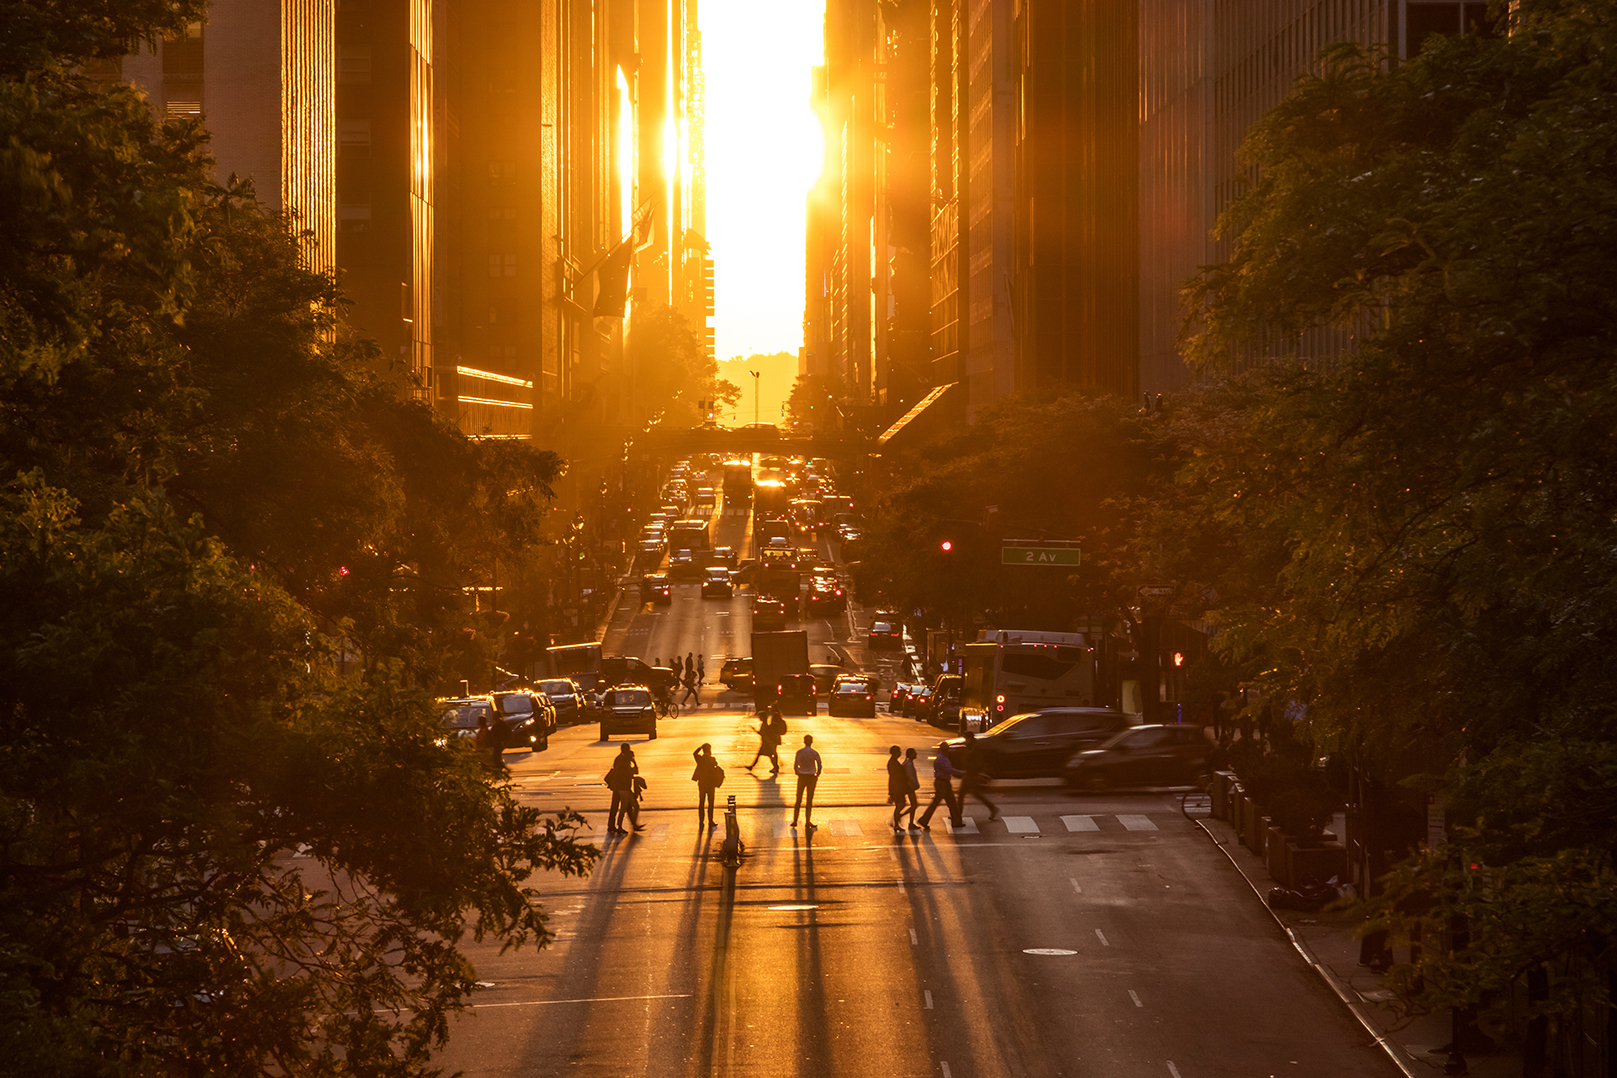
left=876, top=382, right=961, bottom=452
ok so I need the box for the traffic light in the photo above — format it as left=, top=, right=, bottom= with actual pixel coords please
left=939, top=539, right=953, bottom=552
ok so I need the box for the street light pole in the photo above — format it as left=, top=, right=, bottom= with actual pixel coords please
left=749, top=370, right=760, bottom=426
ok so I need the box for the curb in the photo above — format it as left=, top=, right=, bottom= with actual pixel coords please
left=1194, top=819, right=1422, bottom=1078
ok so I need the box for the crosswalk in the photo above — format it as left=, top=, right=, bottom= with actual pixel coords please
left=574, top=813, right=1164, bottom=844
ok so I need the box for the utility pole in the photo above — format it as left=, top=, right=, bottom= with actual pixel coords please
left=748, top=370, right=760, bottom=426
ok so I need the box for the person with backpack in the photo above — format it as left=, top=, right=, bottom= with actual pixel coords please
left=691, top=743, right=725, bottom=828
left=747, top=705, right=785, bottom=773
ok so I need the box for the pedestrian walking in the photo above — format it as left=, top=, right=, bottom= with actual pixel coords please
left=892, top=749, right=918, bottom=833
left=902, top=748, right=921, bottom=830
left=485, top=710, right=509, bottom=774
left=685, top=652, right=696, bottom=682
left=697, top=654, right=706, bottom=685
left=917, top=741, right=963, bottom=829
left=691, top=743, right=724, bottom=828
left=958, top=731, right=1000, bottom=821
left=791, top=734, right=822, bottom=830
left=747, top=706, right=784, bottom=772
left=605, top=745, right=640, bottom=833
left=681, top=666, right=701, bottom=706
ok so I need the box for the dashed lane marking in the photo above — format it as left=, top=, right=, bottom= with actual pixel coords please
left=1096, top=929, right=1110, bottom=946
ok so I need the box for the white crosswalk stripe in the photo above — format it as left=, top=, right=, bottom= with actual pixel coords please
left=1061, top=815, right=1100, bottom=831
left=1003, top=816, right=1039, bottom=833
left=827, top=819, right=863, bottom=836
left=1118, top=814, right=1158, bottom=831
left=945, top=817, right=980, bottom=834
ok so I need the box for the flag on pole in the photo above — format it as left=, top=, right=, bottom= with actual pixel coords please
left=592, top=241, right=632, bottom=318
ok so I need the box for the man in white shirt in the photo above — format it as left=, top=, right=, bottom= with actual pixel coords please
left=790, top=734, right=823, bottom=830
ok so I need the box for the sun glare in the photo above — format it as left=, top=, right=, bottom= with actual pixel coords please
left=701, top=0, right=826, bottom=361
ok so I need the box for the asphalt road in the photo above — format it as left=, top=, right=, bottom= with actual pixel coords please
left=432, top=711, right=1398, bottom=1078
left=432, top=478, right=1397, bottom=1076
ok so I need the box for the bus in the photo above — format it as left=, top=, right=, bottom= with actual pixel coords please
left=754, top=478, right=790, bottom=521
left=722, top=459, right=753, bottom=502
left=666, top=518, right=710, bottom=553
left=539, top=641, right=603, bottom=691
left=959, top=629, right=1097, bottom=732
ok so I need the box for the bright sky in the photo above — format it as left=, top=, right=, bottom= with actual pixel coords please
left=700, top=0, right=825, bottom=363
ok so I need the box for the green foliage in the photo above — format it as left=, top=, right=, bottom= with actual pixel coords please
left=627, top=304, right=727, bottom=427
left=1176, top=2, right=1617, bottom=1024
left=0, top=36, right=592, bottom=1077
left=854, top=393, right=1175, bottom=632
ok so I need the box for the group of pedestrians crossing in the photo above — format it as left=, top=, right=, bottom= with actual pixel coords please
left=654, top=652, right=707, bottom=707
left=603, top=717, right=998, bottom=840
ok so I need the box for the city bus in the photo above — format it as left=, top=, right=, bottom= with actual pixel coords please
left=959, top=629, right=1097, bottom=732
left=722, top=459, right=752, bottom=502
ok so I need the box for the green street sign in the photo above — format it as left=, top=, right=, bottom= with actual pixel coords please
left=1001, top=545, right=1082, bottom=567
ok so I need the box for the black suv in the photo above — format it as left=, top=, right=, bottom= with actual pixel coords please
left=598, top=685, right=658, bottom=741
left=947, top=708, right=1132, bottom=779
left=491, top=690, right=556, bottom=750
left=535, top=679, right=589, bottom=725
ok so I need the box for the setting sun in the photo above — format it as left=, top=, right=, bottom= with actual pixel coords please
left=700, top=0, right=825, bottom=362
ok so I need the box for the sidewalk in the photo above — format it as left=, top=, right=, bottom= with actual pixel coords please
left=1196, top=812, right=1518, bottom=1078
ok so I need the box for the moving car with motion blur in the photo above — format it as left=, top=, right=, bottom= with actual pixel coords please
left=752, top=597, right=786, bottom=631
left=945, top=708, right=1131, bottom=779
left=1063, top=724, right=1210, bottom=791
left=868, top=613, right=902, bottom=651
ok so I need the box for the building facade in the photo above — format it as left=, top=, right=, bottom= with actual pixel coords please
left=123, top=0, right=337, bottom=275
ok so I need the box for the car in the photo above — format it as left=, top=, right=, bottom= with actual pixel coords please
left=805, top=579, right=846, bottom=615
left=701, top=566, right=734, bottom=598
left=752, top=598, right=786, bottom=631
left=867, top=615, right=902, bottom=650
left=720, top=656, right=754, bottom=691
left=889, top=682, right=914, bottom=712
left=535, top=678, right=589, bottom=725
left=947, top=707, right=1133, bottom=779
left=776, top=673, right=817, bottom=715
left=807, top=663, right=842, bottom=693
left=1064, top=724, right=1211, bottom=791
left=598, top=685, right=658, bottom=741
left=637, top=529, right=665, bottom=556
left=491, top=690, right=555, bottom=750
left=795, top=547, right=821, bottom=570
left=437, top=696, right=495, bottom=741
left=828, top=677, right=876, bottom=717
left=669, top=548, right=699, bottom=577
left=765, top=535, right=791, bottom=550
left=642, top=571, right=672, bottom=605
left=694, top=486, right=717, bottom=512
left=924, top=673, right=964, bottom=729
left=905, top=683, right=933, bottom=717
left=711, top=545, right=738, bottom=569
left=761, top=547, right=794, bottom=569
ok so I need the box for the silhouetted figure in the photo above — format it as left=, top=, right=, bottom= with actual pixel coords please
left=692, top=743, right=723, bottom=828
left=918, top=742, right=963, bottom=829
left=606, top=745, right=639, bottom=834
left=748, top=707, right=784, bottom=772
left=791, top=734, right=822, bottom=830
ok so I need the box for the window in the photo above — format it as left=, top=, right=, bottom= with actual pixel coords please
left=489, top=253, right=517, bottom=278
left=1001, top=652, right=1076, bottom=681
left=488, top=160, right=516, bottom=184
left=487, top=205, right=518, bottom=221
left=338, top=45, right=372, bottom=84
left=339, top=119, right=371, bottom=148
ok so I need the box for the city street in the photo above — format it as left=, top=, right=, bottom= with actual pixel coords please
left=432, top=710, right=1398, bottom=1078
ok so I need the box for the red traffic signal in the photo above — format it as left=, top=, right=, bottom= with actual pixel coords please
left=939, top=540, right=953, bottom=552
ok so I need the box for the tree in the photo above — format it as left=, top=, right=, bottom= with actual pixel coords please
left=0, top=19, right=594, bottom=1075
left=1178, top=1, right=1617, bottom=1032
left=852, top=392, right=1177, bottom=639
left=626, top=305, right=730, bottom=427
